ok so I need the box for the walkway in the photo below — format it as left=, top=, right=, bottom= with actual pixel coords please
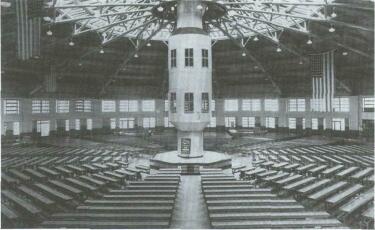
left=170, top=176, right=210, bottom=229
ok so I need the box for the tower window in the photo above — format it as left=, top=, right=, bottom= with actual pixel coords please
left=184, top=93, right=194, bottom=113
left=170, top=92, right=177, bottom=113
left=202, top=49, right=208, bottom=67
left=201, top=93, right=209, bottom=113
left=185, top=48, right=193, bottom=67
left=171, top=49, right=177, bottom=67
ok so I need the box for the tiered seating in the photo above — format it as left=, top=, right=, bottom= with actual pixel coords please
left=202, top=169, right=345, bottom=229
left=39, top=171, right=180, bottom=229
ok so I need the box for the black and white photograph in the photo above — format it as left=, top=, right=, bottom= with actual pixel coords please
left=1, top=0, right=374, bottom=229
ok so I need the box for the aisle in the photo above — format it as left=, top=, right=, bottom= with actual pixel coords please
left=170, top=176, right=210, bottom=229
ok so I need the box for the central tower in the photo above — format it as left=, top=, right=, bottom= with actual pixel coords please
left=168, top=0, right=212, bottom=158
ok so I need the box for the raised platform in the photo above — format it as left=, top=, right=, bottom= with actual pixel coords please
left=150, top=151, right=232, bottom=170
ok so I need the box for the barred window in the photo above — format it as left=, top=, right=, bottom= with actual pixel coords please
left=170, top=93, right=177, bottom=113
left=143, top=117, right=156, bottom=128
left=87, top=119, right=93, bottom=130
left=110, top=118, right=116, bottom=129
left=4, top=100, right=19, bottom=114
left=264, top=99, right=279, bottom=112
left=164, top=100, right=169, bottom=112
left=201, top=93, right=209, bottom=113
left=242, top=117, right=255, bottom=128
left=56, top=100, right=69, bottom=113
left=75, top=100, right=92, bottom=112
left=265, top=117, right=276, bottom=128
left=119, top=118, right=135, bottom=129
left=332, top=97, right=349, bottom=112
left=185, top=48, right=193, bottom=67
left=119, top=100, right=138, bottom=112
left=184, top=93, right=194, bottom=113
left=242, top=99, right=261, bottom=111
left=224, top=99, right=238, bottom=111
left=225, top=117, right=236, bottom=128
left=171, top=49, right=177, bottom=67
left=208, top=117, right=216, bottom=128
left=288, top=99, right=305, bottom=112
left=75, top=119, right=80, bottom=130
left=311, top=118, right=319, bottom=130
left=310, top=98, right=326, bottom=112
left=288, top=118, right=296, bottom=129
left=164, top=117, right=174, bottom=127
left=363, top=97, right=375, bottom=112
left=102, top=100, right=116, bottom=112
left=202, top=49, right=208, bottom=67
left=142, top=100, right=155, bottom=112
left=332, top=118, right=346, bottom=131
left=32, top=100, right=49, bottom=113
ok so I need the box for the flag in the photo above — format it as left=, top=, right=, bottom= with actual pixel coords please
left=311, top=51, right=335, bottom=112
left=15, top=0, right=41, bottom=60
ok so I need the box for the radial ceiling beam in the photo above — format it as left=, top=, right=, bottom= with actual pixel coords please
left=54, top=9, right=151, bottom=24
left=52, top=3, right=157, bottom=9
left=210, top=21, right=282, bottom=95
left=73, top=14, right=152, bottom=36
left=100, top=21, right=168, bottom=95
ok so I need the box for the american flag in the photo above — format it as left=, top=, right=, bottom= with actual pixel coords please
left=311, top=51, right=335, bottom=112
left=15, top=0, right=42, bottom=60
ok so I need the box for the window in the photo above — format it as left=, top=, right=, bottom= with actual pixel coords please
left=75, top=100, right=92, bottom=112
left=13, top=122, right=20, bottom=135
left=242, top=99, right=261, bottom=111
left=265, top=117, right=276, bottom=128
left=65, top=120, right=70, bottom=131
left=164, top=117, right=174, bottom=127
left=4, top=100, right=19, bottom=114
left=332, top=118, right=345, bottom=131
left=288, top=99, right=305, bottom=112
left=310, top=98, right=326, bottom=112
left=56, top=100, right=69, bottom=113
left=102, top=100, right=116, bottom=112
left=333, top=97, right=349, bottom=112
left=142, top=100, right=155, bottom=112
left=75, top=119, right=80, bottom=130
left=302, top=118, right=306, bottom=130
left=36, top=120, right=50, bottom=136
left=164, top=100, right=169, bottom=112
left=143, top=117, right=156, bottom=128
left=110, top=118, right=116, bottom=129
left=32, top=100, right=49, bottom=113
left=224, top=99, right=238, bottom=111
left=264, top=99, right=279, bottom=112
left=202, top=49, right=208, bottom=67
left=171, top=49, right=177, bottom=67
left=119, top=100, right=138, bottom=112
left=311, top=118, right=318, bottom=130
left=184, top=93, right=194, bottom=113
left=87, top=119, right=93, bottom=130
left=242, top=117, right=255, bottom=128
left=170, top=93, right=177, bottom=113
left=225, top=117, right=236, bottom=128
left=288, top=118, right=296, bottom=129
left=119, top=118, right=135, bottom=129
left=201, top=93, right=209, bottom=113
left=185, top=48, right=193, bottom=67
left=363, top=97, right=375, bottom=112
left=211, top=100, right=215, bottom=112
left=208, top=117, right=216, bottom=128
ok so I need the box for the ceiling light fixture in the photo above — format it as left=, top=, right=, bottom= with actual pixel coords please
left=253, top=36, right=259, bottom=42
left=146, top=42, right=151, bottom=47
left=134, top=53, right=139, bottom=58
left=331, top=12, right=337, bottom=18
left=46, top=29, right=53, bottom=36
left=241, top=52, right=246, bottom=57
left=328, top=25, right=335, bottom=33
left=196, top=4, right=203, bottom=10
left=69, top=40, right=75, bottom=46
left=157, top=6, right=163, bottom=12
left=276, top=47, right=282, bottom=52
left=306, top=39, right=312, bottom=45
left=342, top=51, right=348, bottom=56
left=99, top=48, right=104, bottom=54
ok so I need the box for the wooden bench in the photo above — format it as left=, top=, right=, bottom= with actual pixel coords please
left=81, top=164, right=100, bottom=173
left=283, top=177, right=316, bottom=191
left=84, top=199, right=174, bottom=206
left=17, top=185, right=55, bottom=208
left=350, top=168, right=373, bottom=182
left=34, top=183, right=73, bottom=203
left=211, top=218, right=344, bottom=229
left=297, top=179, right=331, bottom=195
left=204, top=193, right=277, bottom=200
left=209, top=211, right=330, bottom=221
left=308, top=181, right=348, bottom=201
left=79, top=175, right=106, bottom=187
left=1, top=204, right=19, bottom=226
left=206, top=199, right=296, bottom=206
left=275, top=174, right=303, bottom=186
left=321, top=165, right=344, bottom=177
left=54, top=166, right=73, bottom=177
left=208, top=204, right=305, bottom=213
left=361, top=205, right=374, bottom=229
left=40, top=220, right=170, bottom=229
left=1, top=173, right=19, bottom=186
left=66, top=165, right=86, bottom=174
left=202, top=181, right=251, bottom=186
left=108, top=189, right=177, bottom=195
left=8, top=169, right=31, bottom=182
left=326, top=184, right=364, bottom=207
left=92, top=174, right=119, bottom=183
left=339, top=188, right=374, bottom=215
left=23, top=168, right=46, bottom=181
left=49, top=212, right=171, bottom=221
left=76, top=205, right=173, bottom=213
left=103, top=194, right=176, bottom=200
left=48, top=180, right=83, bottom=197
left=65, top=178, right=99, bottom=193
left=38, top=167, right=60, bottom=178
left=128, top=185, right=178, bottom=190
left=296, top=164, right=316, bottom=174
left=203, top=188, right=272, bottom=195
left=308, top=165, right=328, bottom=176
left=2, top=190, right=42, bottom=218
left=336, top=167, right=359, bottom=178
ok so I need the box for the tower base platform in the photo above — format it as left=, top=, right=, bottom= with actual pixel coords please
left=150, top=151, right=232, bottom=173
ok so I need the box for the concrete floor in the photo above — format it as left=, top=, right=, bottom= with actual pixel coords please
left=170, top=176, right=211, bottom=229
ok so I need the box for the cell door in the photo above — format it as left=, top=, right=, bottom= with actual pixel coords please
left=13, top=122, right=20, bottom=136
left=40, top=121, right=50, bottom=137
